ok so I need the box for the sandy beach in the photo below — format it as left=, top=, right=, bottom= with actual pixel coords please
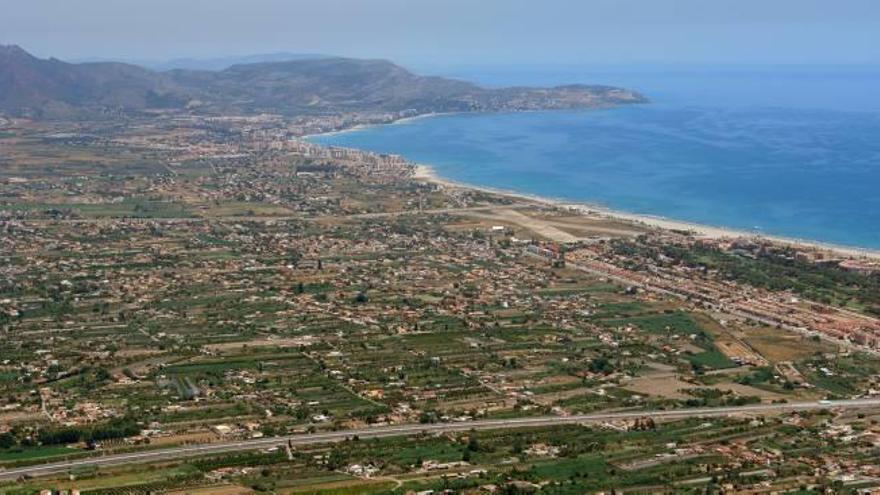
left=300, top=112, right=454, bottom=140
left=304, top=112, right=880, bottom=262
left=412, top=163, right=880, bottom=261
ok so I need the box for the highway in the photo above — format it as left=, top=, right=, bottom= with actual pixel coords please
left=2, top=398, right=879, bottom=481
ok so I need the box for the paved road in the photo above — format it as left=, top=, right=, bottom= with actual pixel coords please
left=2, top=398, right=879, bottom=481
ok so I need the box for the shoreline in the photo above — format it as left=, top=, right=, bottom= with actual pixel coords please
left=300, top=112, right=456, bottom=140
left=412, top=163, right=880, bottom=261
left=306, top=113, right=880, bottom=261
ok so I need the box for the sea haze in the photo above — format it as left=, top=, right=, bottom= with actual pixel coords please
left=310, top=65, right=880, bottom=250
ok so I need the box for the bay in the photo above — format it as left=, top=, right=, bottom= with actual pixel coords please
left=310, top=66, right=880, bottom=250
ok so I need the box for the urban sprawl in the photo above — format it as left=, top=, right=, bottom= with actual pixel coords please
left=2, top=110, right=880, bottom=494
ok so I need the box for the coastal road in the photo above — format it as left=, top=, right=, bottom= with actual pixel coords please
left=2, top=398, right=879, bottom=481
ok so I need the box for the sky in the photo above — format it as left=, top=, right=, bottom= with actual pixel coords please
left=1, top=0, right=879, bottom=69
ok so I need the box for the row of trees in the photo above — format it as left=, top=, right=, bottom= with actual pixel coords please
left=37, top=418, right=140, bottom=446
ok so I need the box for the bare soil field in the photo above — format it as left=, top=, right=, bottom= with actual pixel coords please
left=169, top=484, right=255, bottom=495
left=623, top=375, right=786, bottom=402
left=735, top=325, right=838, bottom=363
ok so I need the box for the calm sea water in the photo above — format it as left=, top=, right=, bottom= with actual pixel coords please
left=310, top=66, right=880, bottom=250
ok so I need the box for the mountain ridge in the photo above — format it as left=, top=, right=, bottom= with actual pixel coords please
left=69, top=52, right=333, bottom=71
left=0, top=44, right=647, bottom=119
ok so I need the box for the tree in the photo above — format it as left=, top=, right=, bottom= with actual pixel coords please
left=512, top=437, right=524, bottom=454
left=326, top=446, right=345, bottom=470
left=588, top=356, right=613, bottom=375
left=0, top=432, right=15, bottom=449
left=95, top=367, right=111, bottom=382
left=467, top=435, right=480, bottom=452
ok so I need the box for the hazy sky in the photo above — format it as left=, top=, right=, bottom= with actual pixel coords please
left=2, top=0, right=879, bottom=68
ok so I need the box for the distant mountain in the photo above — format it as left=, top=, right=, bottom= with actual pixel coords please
left=148, top=53, right=331, bottom=71
left=170, top=57, right=484, bottom=115
left=0, top=45, right=647, bottom=119
left=0, top=45, right=188, bottom=118
left=67, top=53, right=331, bottom=71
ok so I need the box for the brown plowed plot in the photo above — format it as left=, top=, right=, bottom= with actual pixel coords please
left=735, top=325, right=838, bottom=363
left=623, top=375, right=786, bottom=402
left=623, top=375, right=693, bottom=400
left=715, top=339, right=764, bottom=365
left=281, top=479, right=397, bottom=494
left=532, top=386, right=597, bottom=405
left=694, top=314, right=766, bottom=365
left=148, top=431, right=217, bottom=446
left=168, top=485, right=254, bottom=495
left=203, top=337, right=316, bottom=352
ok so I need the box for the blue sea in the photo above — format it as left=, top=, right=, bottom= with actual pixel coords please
left=310, top=65, right=880, bottom=250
